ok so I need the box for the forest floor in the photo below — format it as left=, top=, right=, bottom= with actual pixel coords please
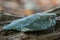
left=0, top=16, right=60, bottom=40
left=0, top=26, right=60, bottom=40
left=0, top=8, right=60, bottom=40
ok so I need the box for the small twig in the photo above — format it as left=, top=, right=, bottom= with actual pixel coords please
left=45, top=6, right=60, bottom=13
left=0, top=21, right=12, bottom=24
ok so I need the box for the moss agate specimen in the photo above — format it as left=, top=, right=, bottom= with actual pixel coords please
left=3, top=13, right=56, bottom=32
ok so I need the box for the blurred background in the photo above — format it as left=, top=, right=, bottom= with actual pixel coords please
left=0, top=0, right=60, bottom=26
left=0, top=0, right=60, bottom=17
left=0, top=0, right=60, bottom=40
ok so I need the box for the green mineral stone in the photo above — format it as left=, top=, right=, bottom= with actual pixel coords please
left=3, top=12, right=56, bottom=32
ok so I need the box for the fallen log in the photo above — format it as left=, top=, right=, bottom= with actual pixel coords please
left=37, top=32, right=60, bottom=40
left=6, top=32, right=60, bottom=40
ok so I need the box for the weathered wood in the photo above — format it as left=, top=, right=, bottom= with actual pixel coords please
left=0, top=21, right=12, bottom=24
left=5, top=32, right=60, bottom=40
left=37, top=32, right=60, bottom=40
